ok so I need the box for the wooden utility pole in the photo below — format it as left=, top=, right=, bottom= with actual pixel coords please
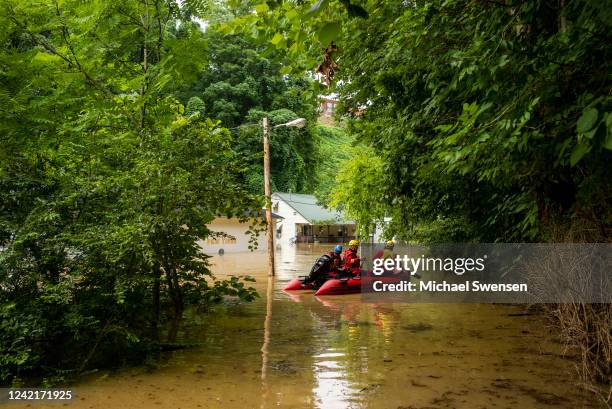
left=262, top=116, right=275, bottom=276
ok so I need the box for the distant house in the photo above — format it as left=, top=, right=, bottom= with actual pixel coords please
left=320, top=95, right=337, bottom=117
left=272, top=192, right=356, bottom=244
left=199, top=211, right=282, bottom=254
left=318, top=94, right=338, bottom=126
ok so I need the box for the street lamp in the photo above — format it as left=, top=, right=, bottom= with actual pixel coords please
left=274, top=117, right=306, bottom=129
left=262, top=116, right=306, bottom=276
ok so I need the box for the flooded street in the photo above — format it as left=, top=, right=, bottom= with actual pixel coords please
left=11, top=245, right=598, bottom=409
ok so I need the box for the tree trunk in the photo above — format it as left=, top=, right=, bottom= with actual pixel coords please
left=164, top=266, right=183, bottom=342
left=151, top=263, right=161, bottom=341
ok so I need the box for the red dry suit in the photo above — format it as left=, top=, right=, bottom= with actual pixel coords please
left=342, top=248, right=361, bottom=276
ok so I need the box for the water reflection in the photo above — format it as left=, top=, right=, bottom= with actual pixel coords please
left=9, top=244, right=597, bottom=409
left=260, top=274, right=274, bottom=409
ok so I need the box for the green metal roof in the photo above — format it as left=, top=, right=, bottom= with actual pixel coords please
left=272, top=192, right=354, bottom=225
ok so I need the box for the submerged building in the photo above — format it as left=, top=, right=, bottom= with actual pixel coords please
left=271, top=192, right=356, bottom=245
left=199, top=210, right=282, bottom=254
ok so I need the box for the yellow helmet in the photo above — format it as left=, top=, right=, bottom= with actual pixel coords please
left=349, top=239, right=359, bottom=246
left=385, top=240, right=394, bottom=249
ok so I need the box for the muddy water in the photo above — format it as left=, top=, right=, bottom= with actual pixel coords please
left=11, top=245, right=598, bottom=409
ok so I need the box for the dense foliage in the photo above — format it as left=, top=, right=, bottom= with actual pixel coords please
left=2, top=0, right=610, bottom=392
left=0, top=0, right=258, bottom=385
left=314, top=124, right=353, bottom=203
left=233, top=0, right=612, bottom=243
left=181, top=29, right=321, bottom=194
left=236, top=108, right=319, bottom=193
left=230, top=0, right=612, bottom=396
left=334, top=0, right=612, bottom=242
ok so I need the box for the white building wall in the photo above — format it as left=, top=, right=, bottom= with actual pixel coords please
left=272, top=195, right=309, bottom=246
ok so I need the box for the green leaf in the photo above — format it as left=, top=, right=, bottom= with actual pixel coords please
left=286, top=9, right=298, bottom=20
left=584, top=128, right=597, bottom=139
left=435, top=124, right=453, bottom=132
left=603, top=133, right=612, bottom=151
left=498, top=54, right=509, bottom=67
left=603, top=114, right=612, bottom=151
left=317, top=22, right=341, bottom=46
left=254, top=3, right=269, bottom=13
left=602, top=113, right=612, bottom=150
left=570, top=143, right=590, bottom=166
left=271, top=32, right=284, bottom=45
left=576, top=108, right=598, bottom=133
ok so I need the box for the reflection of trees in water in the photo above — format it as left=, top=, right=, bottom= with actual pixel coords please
left=306, top=298, right=404, bottom=389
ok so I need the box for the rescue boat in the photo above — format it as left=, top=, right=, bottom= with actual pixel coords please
left=282, top=277, right=315, bottom=291
left=314, top=275, right=404, bottom=296
left=283, top=274, right=404, bottom=295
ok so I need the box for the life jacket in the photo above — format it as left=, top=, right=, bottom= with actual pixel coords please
left=342, top=249, right=361, bottom=274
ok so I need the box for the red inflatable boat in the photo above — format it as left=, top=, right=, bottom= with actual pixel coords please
left=314, top=277, right=362, bottom=295
left=314, top=275, right=406, bottom=296
left=283, top=277, right=315, bottom=291
left=283, top=274, right=405, bottom=296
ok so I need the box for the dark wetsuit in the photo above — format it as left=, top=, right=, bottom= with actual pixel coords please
left=304, top=252, right=340, bottom=287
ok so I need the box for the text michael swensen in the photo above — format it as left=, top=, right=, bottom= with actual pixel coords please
left=372, top=280, right=528, bottom=293
left=372, top=255, right=487, bottom=276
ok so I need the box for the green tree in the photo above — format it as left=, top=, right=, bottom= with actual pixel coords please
left=234, top=0, right=611, bottom=242
left=328, top=146, right=387, bottom=238
left=180, top=28, right=321, bottom=194
left=236, top=108, right=318, bottom=193
left=314, top=124, right=353, bottom=203
left=235, top=1, right=612, bottom=394
left=186, top=96, right=205, bottom=116
left=0, top=0, right=258, bottom=384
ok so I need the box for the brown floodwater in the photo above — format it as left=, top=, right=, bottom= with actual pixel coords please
left=8, top=245, right=599, bottom=408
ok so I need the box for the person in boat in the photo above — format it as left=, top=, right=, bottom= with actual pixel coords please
left=374, top=240, right=420, bottom=279
left=341, top=240, right=362, bottom=277
left=372, top=240, right=400, bottom=276
left=303, top=245, right=343, bottom=287
left=374, top=240, right=396, bottom=261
